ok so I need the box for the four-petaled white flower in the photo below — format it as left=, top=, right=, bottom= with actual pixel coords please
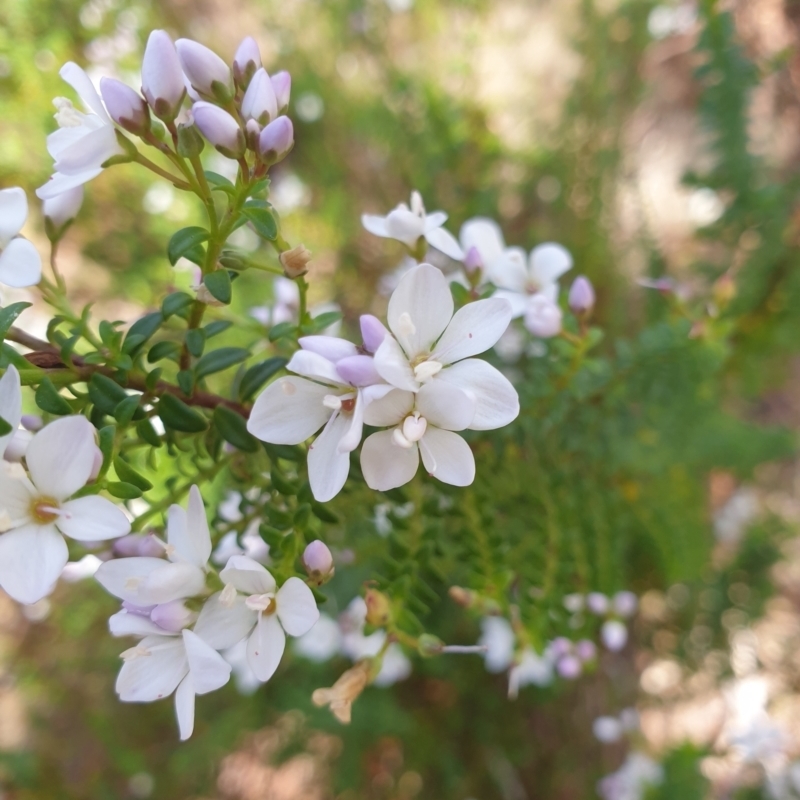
left=36, top=63, right=124, bottom=201
left=193, top=555, right=319, bottom=683
left=0, top=416, right=130, bottom=604
left=0, top=366, right=22, bottom=459
left=362, top=191, right=464, bottom=261
left=0, top=189, right=42, bottom=289
left=95, top=485, right=211, bottom=607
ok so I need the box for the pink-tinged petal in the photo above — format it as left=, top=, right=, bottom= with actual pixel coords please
left=168, top=485, right=212, bottom=566
left=247, top=376, right=331, bottom=445
left=286, top=350, right=343, bottom=385
left=246, top=613, right=286, bottom=682
left=424, top=226, right=464, bottom=260
left=336, top=388, right=366, bottom=454
left=363, top=388, right=414, bottom=427
left=298, top=335, right=358, bottom=362
left=335, top=355, right=381, bottom=387
left=220, top=555, right=276, bottom=595
left=492, top=289, right=528, bottom=319
left=489, top=247, right=528, bottom=293
left=374, top=336, right=418, bottom=392
left=0, top=188, right=28, bottom=241
left=438, top=359, right=519, bottom=430
left=175, top=674, right=196, bottom=740
left=183, top=629, right=232, bottom=694
left=360, top=315, right=390, bottom=353
left=0, top=524, right=68, bottom=604
left=361, top=214, right=390, bottom=238
left=416, top=381, right=476, bottom=431
left=0, top=465, right=35, bottom=527
left=276, top=577, right=319, bottom=636
left=116, top=634, right=187, bottom=702
left=418, top=428, right=475, bottom=487
left=387, top=264, right=453, bottom=356
left=0, top=365, right=22, bottom=457
left=57, top=495, right=131, bottom=541
left=52, top=125, right=121, bottom=174
left=194, top=591, right=257, bottom=650
left=35, top=168, right=104, bottom=200
left=25, top=416, right=97, bottom=500
left=360, top=430, right=419, bottom=491
left=307, top=412, right=351, bottom=503
left=529, top=242, right=573, bottom=286
left=432, top=298, right=512, bottom=365
left=459, top=217, right=506, bottom=267
left=0, top=238, right=42, bottom=288
left=109, top=610, right=166, bottom=637
left=60, top=62, right=112, bottom=123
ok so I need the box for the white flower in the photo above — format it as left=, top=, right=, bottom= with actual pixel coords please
left=362, top=191, right=464, bottom=260
left=508, top=646, right=554, bottom=698
left=294, top=613, right=343, bottom=663
left=115, top=628, right=231, bottom=740
left=458, top=217, right=510, bottom=286
left=95, top=485, right=211, bottom=607
left=0, top=416, right=130, bottom=604
left=211, top=525, right=269, bottom=566
left=0, top=189, right=42, bottom=288
left=193, top=555, right=319, bottom=683
left=601, top=619, right=629, bottom=652
left=593, top=715, right=625, bottom=743
left=523, top=294, right=563, bottom=338
left=479, top=616, right=515, bottom=673
left=0, top=366, right=22, bottom=459
left=36, top=63, right=124, bottom=200
left=597, top=753, right=663, bottom=800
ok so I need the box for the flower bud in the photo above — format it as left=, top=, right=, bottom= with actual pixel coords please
left=556, top=654, right=582, bottom=679
left=612, top=591, right=638, bottom=618
left=176, top=117, right=205, bottom=158
left=364, top=588, right=392, bottom=626
left=549, top=636, right=572, bottom=658
left=523, top=295, right=562, bottom=338
left=241, top=68, right=278, bottom=126
left=601, top=619, right=628, bottom=652
left=233, top=36, right=261, bottom=89
left=191, top=101, right=245, bottom=158
left=586, top=592, right=609, bottom=615
left=360, top=315, right=389, bottom=353
left=150, top=600, right=195, bottom=632
left=568, top=275, right=595, bottom=315
left=279, top=244, right=311, bottom=278
left=336, top=355, right=381, bottom=387
left=141, top=30, right=186, bottom=121
left=245, top=118, right=261, bottom=151
left=175, top=38, right=233, bottom=101
left=43, top=186, right=83, bottom=237
left=575, top=639, right=597, bottom=661
left=258, top=116, right=294, bottom=165
left=303, top=540, right=334, bottom=584
left=464, top=245, right=483, bottom=275
left=100, top=78, right=150, bottom=135
left=417, top=633, right=445, bottom=657
left=271, top=70, right=291, bottom=113
left=20, top=415, right=43, bottom=432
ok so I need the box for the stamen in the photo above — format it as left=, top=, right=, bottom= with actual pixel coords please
left=245, top=593, right=276, bottom=613
left=53, top=97, right=83, bottom=128
left=413, top=360, right=442, bottom=382
left=397, top=312, right=416, bottom=338
left=219, top=583, right=238, bottom=608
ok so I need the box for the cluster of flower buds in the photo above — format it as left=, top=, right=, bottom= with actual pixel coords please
left=564, top=590, right=638, bottom=652
left=548, top=636, right=598, bottom=679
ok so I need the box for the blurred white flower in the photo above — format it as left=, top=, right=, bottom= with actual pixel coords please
left=479, top=616, right=515, bottom=673
left=0, top=189, right=42, bottom=289
left=294, top=613, right=343, bottom=662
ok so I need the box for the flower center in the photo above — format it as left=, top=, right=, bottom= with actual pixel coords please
left=413, top=360, right=442, bottom=382
left=245, top=593, right=277, bottom=614
left=30, top=496, right=63, bottom=524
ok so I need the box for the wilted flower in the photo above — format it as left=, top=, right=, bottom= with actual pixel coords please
left=278, top=243, right=310, bottom=277
left=312, top=660, right=371, bottom=723
left=0, top=188, right=42, bottom=288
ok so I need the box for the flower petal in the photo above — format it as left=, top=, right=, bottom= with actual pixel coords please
left=432, top=298, right=512, bottom=365
left=416, top=381, right=476, bottom=431
left=0, top=238, right=42, bottom=288
left=167, top=485, right=211, bottom=566
left=529, top=242, right=573, bottom=285
left=419, top=428, right=475, bottom=487
left=52, top=125, right=120, bottom=174
left=425, top=226, right=464, bottom=260
left=307, top=412, right=351, bottom=502
left=298, top=335, right=359, bottom=362
left=0, top=524, right=68, bottom=604
left=116, top=635, right=187, bottom=702
left=0, top=464, right=35, bottom=527
left=0, top=188, right=28, bottom=242
left=361, top=214, right=390, bottom=238
left=246, top=613, right=286, bottom=682
left=57, top=495, right=131, bottom=541
left=385, top=207, right=426, bottom=247
left=276, top=577, right=319, bottom=637
left=363, top=388, right=415, bottom=427
left=95, top=558, right=205, bottom=605
left=175, top=674, right=196, bottom=740
left=373, top=336, right=418, bottom=392
left=247, top=376, right=332, bottom=445
left=183, top=628, right=232, bottom=694
left=491, top=289, right=529, bottom=319
left=387, top=263, right=454, bottom=356
left=60, top=62, right=112, bottom=123
left=437, top=359, right=519, bottom=430
left=0, top=365, right=22, bottom=458
left=286, top=349, right=343, bottom=385
left=194, top=591, right=257, bottom=650
left=25, top=416, right=97, bottom=500
left=459, top=217, right=506, bottom=267
left=109, top=610, right=166, bottom=637
left=360, top=430, right=420, bottom=491
left=489, top=247, right=528, bottom=293
left=36, top=168, right=104, bottom=200
left=336, top=388, right=367, bottom=454
left=220, top=555, right=277, bottom=595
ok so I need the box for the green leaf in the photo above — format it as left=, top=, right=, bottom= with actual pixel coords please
left=307, top=311, right=343, bottom=334
left=98, top=425, right=116, bottom=477
left=241, top=206, right=278, bottom=240
left=268, top=321, right=296, bottom=342
left=145, top=368, right=162, bottom=392
left=162, top=292, right=194, bottom=318
left=167, top=226, right=209, bottom=266
left=238, top=357, right=288, bottom=401
left=212, top=406, right=258, bottom=452
left=147, top=340, right=181, bottom=363
left=124, top=312, right=163, bottom=354
left=0, top=302, right=31, bottom=341
left=195, top=347, right=250, bottom=380
left=177, top=369, right=195, bottom=396
left=312, top=502, right=340, bottom=523
left=0, top=343, right=29, bottom=369
left=158, top=394, right=208, bottom=433
left=88, top=374, right=128, bottom=415
left=35, top=378, right=72, bottom=415
left=136, top=418, right=162, bottom=447
left=270, top=468, right=297, bottom=495
left=204, top=320, right=233, bottom=338
left=113, top=456, right=153, bottom=491
left=106, top=481, right=142, bottom=500
left=203, top=270, right=232, bottom=304
left=186, top=328, right=205, bottom=358
left=113, top=395, right=141, bottom=426
left=0, top=415, right=11, bottom=437
left=204, top=170, right=236, bottom=194
left=263, top=442, right=303, bottom=462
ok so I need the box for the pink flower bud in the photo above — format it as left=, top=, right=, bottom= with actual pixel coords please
left=303, top=540, right=334, bottom=584
left=233, top=36, right=262, bottom=88
left=336, top=355, right=381, bottom=387
left=523, top=295, right=562, bottom=338
left=258, top=116, right=294, bottom=164
left=141, top=30, right=186, bottom=120
left=464, top=245, right=483, bottom=275
left=271, top=71, right=291, bottom=113
left=549, top=636, right=572, bottom=658
left=557, top=654, right=582, bottom=679
left=150, top=600, right=195, bottom=632
left=586, top=592, right=610, bottom=615
left=241, top=68, right=278, bottom=126
left=360, top=314, right=389, bottom=353
left=575, top=639, right=597, bottom=661
left=192, top=101, right=245, bottom=158
left=613, top=591, right=638, bottom=618
left=601, top=619, right=628, bottom=652
left=43, top=187, right=83, bottom=228
left=100, top=77, right=150, bottom=134
left=20, top=415, right=43, bottom=432
left=175, top=38, right=233, bottom=100
left=568, top=275, right=596, bottom=315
